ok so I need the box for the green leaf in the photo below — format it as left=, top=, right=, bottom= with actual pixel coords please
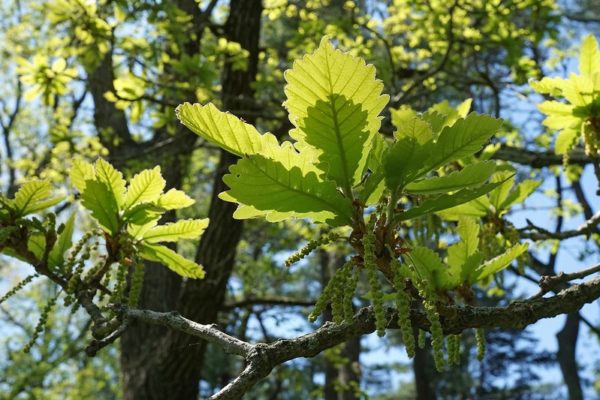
left=579, top=35, right=600, bottom=78
left=176, top=102, right=279, bottom=157
left=94, top=158, right=127, bottom=208
left=423, top=114, right=503, bottom=173
left=398, top=181, right=504, bottom=221
left=393, top=116, right=433, bottom=144
left=284, top=38, right=389, bottom=189
left=446, top=217, right=481, bottom=288
left=383, top=137, right=431, bottom=193
left=220, top=154, right=353, bottom=226
left=436, top=196, right=490, bottom=220
left=530, top=77, right=566, bottom=96
left=123, top=203, right=164, bottom=226
left=81, top=180, right=120, bottom=234
left=157, top=189, right=195, bottom=210
left=554, top=128, right=580, bottom=155
left=500, top=180, right=541, bottom=210
left=143, top=219, right=209, bottom=243
left=489, top=171, right=516, bottom=212
left=139, top=243, right=205, bottom=279
left=70, top=159, right=95, bottom=193
left=124, top=166, right=166, bottom=209
left=405, top=161, right=496, bottom=195
left=537, top=101, right=578, bottom=130
left=27, top=233, right=46, bottom=260
left=13, top=180, right=62, bottom=216
left=473, top=243, right=529, bottom=282
left=48, top=213, right=75, bottom=268
left=408, top=245, right=446, bottom=289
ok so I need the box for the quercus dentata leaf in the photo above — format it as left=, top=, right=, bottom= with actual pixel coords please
left=94, top=158, right=127, bottom=208
left=142, top=219, right=209, bottom=243
left=139, top=243, right=205, bottom=279
left=157, top=189, right=195, bottom=210
left=48, top=213, right=75, bottom=268
left=12, top=180, right=62, bottom=216
left=124, top=166, right=166, bottom=210
left=69, top=159, right=95, bottom=193
left=284, top=38, right=389, bottom=191
left=220, top=154, right=353, bottom=226
left=473, top=243, right=529, bottom=282
left=81, top=180, right=120, bottom=234
left=398, top=180, right=506, bottom=221
left=176, top=102, right=278, bottom=157
left=405, top=161, right=496, bottom=195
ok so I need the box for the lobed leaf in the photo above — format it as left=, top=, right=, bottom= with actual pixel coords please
left=143, top=219, right=209, bottom=243
left=405, top=161, right=496, bottom=195
left=124, top=166, right=166, bottom=210
left=139, top=243, right=205, bottom=279
left=13, top=180, right=62, bottom=216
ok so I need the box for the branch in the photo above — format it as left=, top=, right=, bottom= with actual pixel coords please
left=223, top=296, right=315, bottom=310
left=520, top=211, right=600, bottom=240
left=123, top=274, right=600, bottom=400
left=491, top=145, right=590, bottom=167
left=121, top=308, right=252, bottom=357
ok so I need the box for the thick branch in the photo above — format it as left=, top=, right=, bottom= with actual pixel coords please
left=123, top=274, right=600, bottom=400
left=492, top=145, right=590, bottom=167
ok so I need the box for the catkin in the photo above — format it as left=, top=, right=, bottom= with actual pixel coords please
left=127, top=261, right=145, bottom=308
left=285, top=233, right=338, bottom=267
left=447, top=334, right=461, bottom=365
left=418, top=329, right=426, bottom=349
left=0, top=274, right=39, bottom=305
left=415, top=278, right=444, bottom=371
left=392, top=259, right=415, bottom=358
left=476, top=328, right=486, bottom=361
left=343, top=266, right=358, bottom=322
left=309, top=263, right=345, bottom=322
left=24, top=292, right=58, bottom=353
left=364, top=219, right=386, bottom=337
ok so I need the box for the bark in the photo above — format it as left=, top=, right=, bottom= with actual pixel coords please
left=556, top=313, right=583, bottom=400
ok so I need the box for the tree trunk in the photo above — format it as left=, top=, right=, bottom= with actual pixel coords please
left=118, top=1, right=263, bottom=399
left=557, top=313, right=583, bottom=400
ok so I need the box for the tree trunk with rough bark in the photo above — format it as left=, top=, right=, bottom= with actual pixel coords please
left=117, top=1, right=264, bottom=399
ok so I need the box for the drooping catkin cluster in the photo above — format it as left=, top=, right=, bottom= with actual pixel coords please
left=127, top=260, right=145, bottom=308
left=24, top=292, right=58, bottom=353
left=418, top=329, right=426, bottom=349
left=363, top=218, right=386, bottom=337
left=309, top=260, right=351, bottom=323
left=392, top=259, right=415, bottom=358
left=475, top=328, right=486, bottom=361
left=447, top=334, right=461, bottom=365
left=109, top=262, right=128, bottom=305
left=0, top=274, right=39, bottom=305
left=414, top=278, right=444, bottom=371
left=285, top=232, right=338, bottom=267
left=64, top=230, right=99, bottom=296
left=343, top=266, right=358, bottom=322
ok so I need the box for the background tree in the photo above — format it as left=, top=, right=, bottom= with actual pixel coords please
left=0, top=1, right=599, bottom=399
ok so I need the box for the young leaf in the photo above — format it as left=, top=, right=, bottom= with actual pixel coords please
left=579, top=35, right=600, bottom=78
left=472, top=243, right=529, bottom=283
left=405, top=161, right=496, bottom=195
left=81, top=180, right=120, bottom=234
left=124, top=166, right=166, bottom=210
left=408, top=245, right=446, bottom=289
left=398, top=181, right=504, bottom=221
left=13, top=180, right=62, bottom=216
left=284, top=38, right=389, bottom=190
left=48, top=213, right=75, bottom=268
left=383, top=137, right=432, bottom=193
left=143, top=219, right=209, bottom=243
left=176, top=102, right=279, bottom=157
left=499, top=179, right=541, bottom=211
left=139, top=243, right=205, bottom=279
left=423, top=114, right=503, bottom=173
left=220, top=154, right=354, bottom=226
left=70, top=159, right=95, bottom=193
left=94, top=158, right=127, bottom=208
left=157, top=189, right=195, bottom=210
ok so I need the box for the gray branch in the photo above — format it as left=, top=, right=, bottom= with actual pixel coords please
left=122, top=274, right=600, bottom=400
